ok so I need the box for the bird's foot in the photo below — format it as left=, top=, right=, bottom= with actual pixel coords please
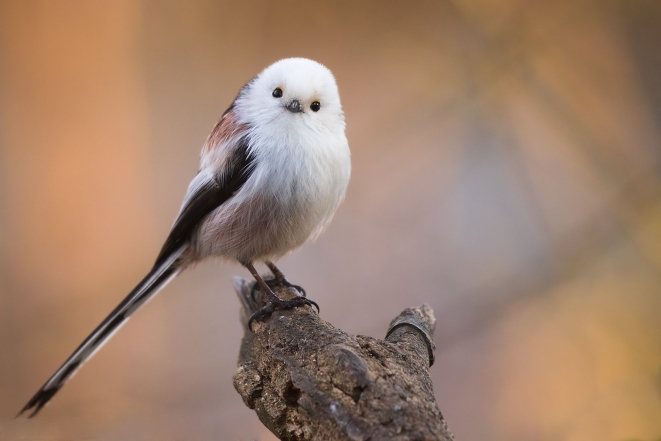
left=274, top=278, right=307, bottom=297
left=264, top=261, right=307, bottom=297
left=250, top=276, right=306, bottom=301
left=248, top=294, right=319, bottom=331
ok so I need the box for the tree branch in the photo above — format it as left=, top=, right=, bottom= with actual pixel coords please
left=232, top=277, right=454, bottom=441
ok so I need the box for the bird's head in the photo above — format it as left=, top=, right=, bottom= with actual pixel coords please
left=235, top=58, right=345, bottom=137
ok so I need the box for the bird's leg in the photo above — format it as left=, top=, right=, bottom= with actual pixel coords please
left=264, top=260, right=306, bottom=297
left=250, top=261, right=306, bottom=300
left=244, top=262, right=318, bottom=331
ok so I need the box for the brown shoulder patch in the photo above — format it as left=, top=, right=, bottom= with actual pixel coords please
left=203, top=110, right=249, bottom=155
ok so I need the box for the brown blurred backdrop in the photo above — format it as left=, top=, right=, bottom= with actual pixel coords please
left=1, top=1, right=661, bottom=440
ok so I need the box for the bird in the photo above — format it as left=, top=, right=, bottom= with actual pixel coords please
left=18, top=57, right=351, bottom=417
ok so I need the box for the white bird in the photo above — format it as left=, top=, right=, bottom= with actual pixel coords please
left=18, top=57, right=351, bottom=417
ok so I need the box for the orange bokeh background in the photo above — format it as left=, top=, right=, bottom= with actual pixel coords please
left=1, top=1, right=660, bottom=440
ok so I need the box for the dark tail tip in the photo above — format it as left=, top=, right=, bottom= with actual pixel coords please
left=16, top=386, right=59, bottom=418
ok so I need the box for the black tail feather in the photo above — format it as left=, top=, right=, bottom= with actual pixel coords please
left=17, top=248, right=184, bottom=418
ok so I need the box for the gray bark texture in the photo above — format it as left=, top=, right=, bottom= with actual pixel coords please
left=232, top=277, right=454, bottom=441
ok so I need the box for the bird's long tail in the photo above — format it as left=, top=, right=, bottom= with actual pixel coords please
left=17, top=246, right=187, bottom=418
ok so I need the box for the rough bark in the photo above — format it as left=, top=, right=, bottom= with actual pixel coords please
left=232, top=277, right=454, bottom=441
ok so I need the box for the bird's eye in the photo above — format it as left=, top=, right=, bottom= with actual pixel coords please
left=310, top=101, right=321, bottom=112
left=272, top=87, right=283, bottom=98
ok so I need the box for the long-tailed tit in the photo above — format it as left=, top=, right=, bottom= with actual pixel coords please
left=18, top=58, right=351, bottom=417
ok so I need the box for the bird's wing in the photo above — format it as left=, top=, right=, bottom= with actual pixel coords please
left=155, top=133, right=255, bottom=265
left=19, top=134, right=255, bottom=418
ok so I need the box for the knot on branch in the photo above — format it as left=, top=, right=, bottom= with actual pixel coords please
left=232, top=277, right=454, bottom=441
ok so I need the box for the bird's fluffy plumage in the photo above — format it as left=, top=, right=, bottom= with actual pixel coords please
left=19, top=57, right=350, bottom=417
left=192, top=57, right=350, bottom=263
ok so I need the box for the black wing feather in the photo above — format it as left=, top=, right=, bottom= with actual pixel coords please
left=155, top=135, right=255, bottom=265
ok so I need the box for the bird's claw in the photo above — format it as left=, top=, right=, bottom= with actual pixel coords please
left=250, top=277, right=306, bottom=301
left=248, top=296, right=319, bottom=331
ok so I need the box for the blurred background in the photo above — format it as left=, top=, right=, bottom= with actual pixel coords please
left=1, top=1, right=660, bottom=440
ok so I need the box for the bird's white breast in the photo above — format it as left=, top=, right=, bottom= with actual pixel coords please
left=193, top=121, right=350, bottom=264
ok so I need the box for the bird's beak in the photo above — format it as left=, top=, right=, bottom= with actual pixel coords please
left=286, top=99, right=303, bottom=113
